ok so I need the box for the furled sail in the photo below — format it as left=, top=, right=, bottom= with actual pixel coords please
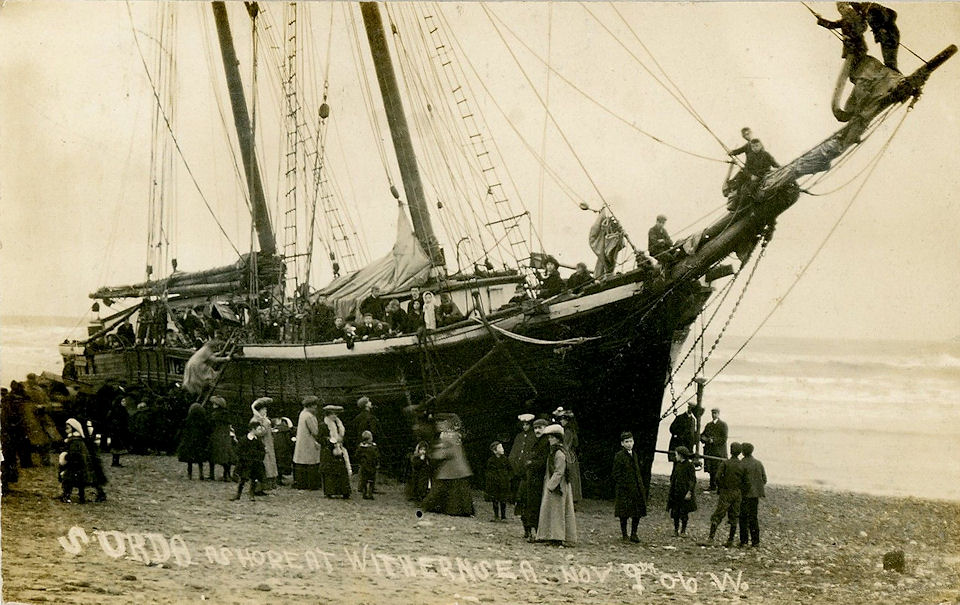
left=317, top=207, right=431, bottom=319
left=89, top=252, right=282, bottom=300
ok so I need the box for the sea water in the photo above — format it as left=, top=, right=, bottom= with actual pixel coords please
left=3, top=316, right=959, bottom=501
left=654, top=335, right=960, bottom=501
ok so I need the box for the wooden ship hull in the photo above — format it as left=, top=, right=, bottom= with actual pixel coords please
left=57, top=0, right=956, bottom=494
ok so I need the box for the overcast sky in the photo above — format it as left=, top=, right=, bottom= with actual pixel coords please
left=1, top=1, right=958, bottom=342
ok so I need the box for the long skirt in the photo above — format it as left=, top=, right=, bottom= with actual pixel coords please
left=422, top=478, right=475, bottom=516
left=321, top=455, right=351, bottom=497
left=537, top=481, right=578, bottom=543
left=293, top=463, right=321, bottom=490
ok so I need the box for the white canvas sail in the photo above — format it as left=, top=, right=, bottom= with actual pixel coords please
left=316, top=207, right=431, bottom=319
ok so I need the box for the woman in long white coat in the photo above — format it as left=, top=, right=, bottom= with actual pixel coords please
left=536, top=424, right=577, bottom=545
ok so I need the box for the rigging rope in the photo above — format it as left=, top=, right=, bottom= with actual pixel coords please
left=470, top=317, right=601, bottom=346
left=664, top=228, right=771, bottom=418
left=586, top=2, right=734, bottom=156
left=126, top=1, right=241, bottom=257
left=699, top=107, right=914, bottom=391
left=484, top=6, right=728, bottom=165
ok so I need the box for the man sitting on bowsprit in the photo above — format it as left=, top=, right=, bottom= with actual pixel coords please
left=726, top=138, right=779, bottom=208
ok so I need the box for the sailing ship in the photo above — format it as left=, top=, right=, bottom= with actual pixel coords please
left=57, top=2, right=955, bottom=490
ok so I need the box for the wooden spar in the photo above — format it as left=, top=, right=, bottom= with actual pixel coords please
left=211, top=2, right=276, bottom=257
left=359, top=2, right=443, bottom=268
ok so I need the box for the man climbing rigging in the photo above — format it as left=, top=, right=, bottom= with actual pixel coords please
left=817, top=2, right=900, bottom=71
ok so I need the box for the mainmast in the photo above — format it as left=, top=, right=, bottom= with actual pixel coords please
left=211, top=1, right=276, bottom=257
left=359, top=2, right=444, bottom=268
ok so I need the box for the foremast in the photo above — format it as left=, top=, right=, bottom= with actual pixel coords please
left=211, top=1, right=276, bottom=257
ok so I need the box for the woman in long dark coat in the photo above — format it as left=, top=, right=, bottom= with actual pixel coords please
left=208, top=396, right=236, bottom=481
left=177, top=402, right=211, bottom=480
left=666, top=445, right=698, bottom=537
left=319, top=405, right=351, bottom=498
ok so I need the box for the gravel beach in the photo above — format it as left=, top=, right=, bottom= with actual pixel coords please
left=2, top=455, right=959, bottom=604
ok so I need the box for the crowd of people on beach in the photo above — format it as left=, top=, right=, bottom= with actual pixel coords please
left=2, top=371, right=766, bottom=549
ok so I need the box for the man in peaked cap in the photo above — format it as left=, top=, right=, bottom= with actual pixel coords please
left=508, top=412, right=538, bottom=513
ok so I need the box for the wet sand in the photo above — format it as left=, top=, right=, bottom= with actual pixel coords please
left=2, top=455, right=959, bottom=604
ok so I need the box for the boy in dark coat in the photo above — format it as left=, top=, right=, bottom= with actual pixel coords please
left=356, top=430, right=380, bottom=500
left=484, top=441, right=513, bottom=521
left=232, top=419, right=266, bottom=501
left=612, top=431, right=647, bottom=543
left=666, top=446, right=698, bottom=537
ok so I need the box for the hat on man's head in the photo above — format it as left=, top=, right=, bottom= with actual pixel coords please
left=532, top=419, right=549, bottom=429
left=302, top=395, right=320, bottom=407
left=210, top=396, right=227, bottom=408
left=729, top=442, right=742, bottom=455
left=490, top=440, right=503, bottom=452
left=542, top=424, right=564, bottom=437
left=674, top=446, right=691, bottom=458
left=517, top=413, right=535, bottom=423
left=323, top=404, right=344, bottom=413
left=357, top=396, right=371, bottom=407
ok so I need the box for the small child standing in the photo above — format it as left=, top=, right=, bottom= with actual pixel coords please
left=484, top=441, right=513, bottom=521
left=612, top=431, right=647, bottom=543
left=58, top=418, right=95, bottom=504
left=405, top=441, right=431, bottom=502
left=667, top=446, right=698, bottom=537
left=356, top=430, right=380, bottom=500
left=232, top=419, right=266, bottom=501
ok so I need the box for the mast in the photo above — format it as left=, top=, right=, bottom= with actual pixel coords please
left=211, top=1, right=276, bottom=257
left=359, top=2, right=444, bottom=268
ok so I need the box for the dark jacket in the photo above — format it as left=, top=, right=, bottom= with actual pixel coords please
left=508, top=429, right=538, bottom=476
left=700, top=419, right=728, bottom=473
left=565, top=270, right=593, bottom=292
left=648, top=224, right=672, bottom=257
left=522, top=436, right=550, bottom=526
left=668, top=412, right=698, bottom=453
left=667, top=459, right=698, bottom=514
left=612, top=448, right=647, bottom=518
left=61, top=436, right=96, bottom=486
left=716, top=456, right=745, bottom=492
left=234, top=433, right=265, bottom=481
left=539, top=270, right=563, bottom=298
left=356, top=442, right=380, bottom=481
left=406, top=452, right=431, bottom=502
left=484, top=454, right=513, bottom=502
left=740, top=455, right=767, bottom=498
left=177, top=403, right=211, bottom=463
